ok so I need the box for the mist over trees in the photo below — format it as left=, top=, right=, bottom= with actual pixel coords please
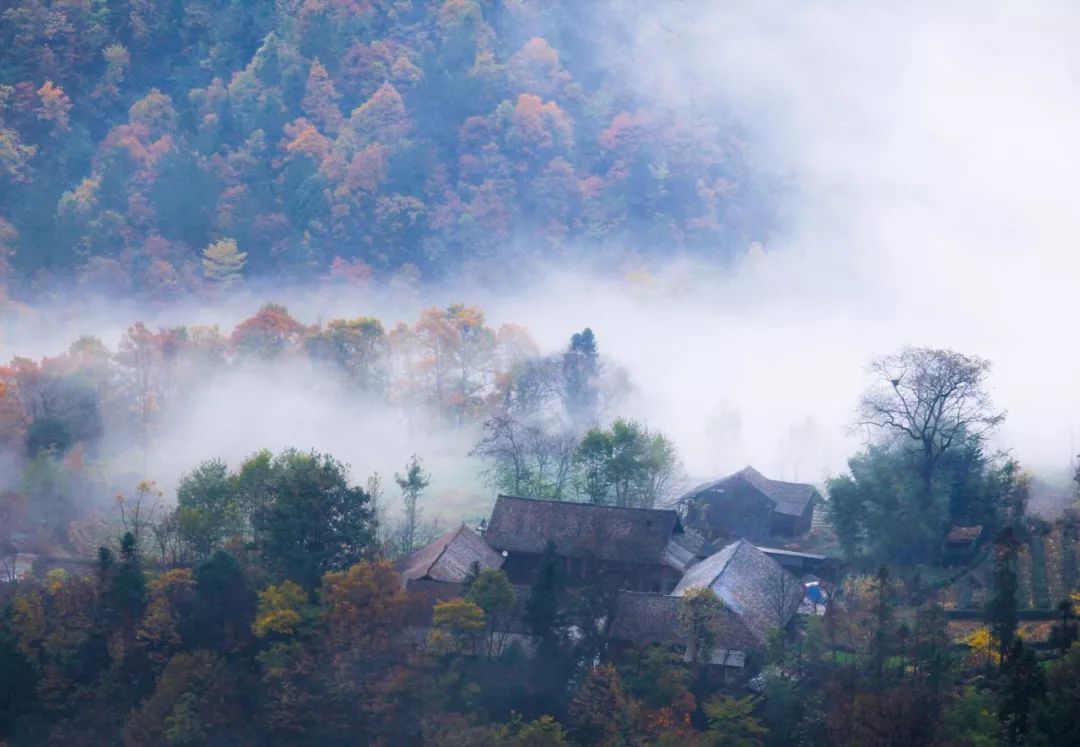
left=0, top=302, right=667, bottom=562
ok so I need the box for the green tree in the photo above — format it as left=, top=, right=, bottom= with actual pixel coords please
left=825, top=445, right=949, bottom=564
left=109, top=531, right=147, bottom=626
left=394, top=453, right=430, bottom=555
left=998, top=639, right=1044, bottom=746
left=1035, top=642, right=1080, bottom=745
left=123, top=651, right=243, bottom=746
left=871, top=565, right=893, bottom=685
left=175, top=458, right=242, bottom=559
left=574, top=419, right=680, bottom=508
left=940, top=686, right=998, bottom=747
left=188, top=550, right=256, bottom=652
left=704, top=694, right=768, bottom=747
left=562, top=327, right=598, bottom=425
left=762, top=671, right=800, bottom=747
left=465, top=568, right=515, bottom=654
left=526, top=540, right=563, bottom=644
left=986, top=527, right=1021, bottom=665
left=575, top=428, right=612, bottom=504
left=304, top=317, right=387, bottom=391
left=526, top=540, right=569, bottom=715
left=0, top=615, right=38, bottom=741
left=678, top=586, right=726, bottom=667
left=251, top=449, right=376, bottom=590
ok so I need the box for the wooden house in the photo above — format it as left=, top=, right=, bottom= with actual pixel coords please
left=681, top=466, right=820, bottom=540
left=482, top=495, right=705, bottom=593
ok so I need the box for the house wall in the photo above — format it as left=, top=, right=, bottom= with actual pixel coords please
left=769, top=503, right=813, bottom=537
left=699, top=481, right=774, bottom=540
left=501, top=552, right=681, bottom=594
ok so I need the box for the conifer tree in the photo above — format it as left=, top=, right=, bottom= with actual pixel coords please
left=202, top=238, right=247, bottom=286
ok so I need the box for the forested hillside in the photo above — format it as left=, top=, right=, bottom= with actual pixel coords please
left=0, top=0, right=770, bottom=297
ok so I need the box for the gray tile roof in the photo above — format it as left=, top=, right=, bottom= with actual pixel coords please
left=397, top=524, right=504, bottom=583
left=672, top=539, right=803, bottom=644
left=610, top=590, right=758, bottom=652
left=485, top=495, right=683, bottom=564
left=610, top=591, right=683, bottom=645
left=662, top=537, right=698, bottom=573
left=683, top=466, right=819, bottom=517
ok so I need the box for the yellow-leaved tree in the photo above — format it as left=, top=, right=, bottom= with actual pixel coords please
left=253, top=581, right=307, bottom=638
left=202, top=238, right=246, bottom=286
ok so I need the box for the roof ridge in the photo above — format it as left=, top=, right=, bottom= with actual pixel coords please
left=704, top=540, right=744, bottom=587
left=496, top=494, right=677, bottom=515
left=619, top=590, right=676, bottom=598
left=427, top=540, right=453, bottom=575
left=759, top=474, right=815, bottom=488
left=423, top=524, right=470, bottom=575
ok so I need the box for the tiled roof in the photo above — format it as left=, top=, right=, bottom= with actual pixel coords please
left=662, top=537, right=698, bottom=573
left=485, top=495, right=683, bottom=564
left=946, top=525, right=984, bottom=543
left=672, top=539, right=803, bottom=644
left=683, top=466, right=819, bottom=517
left=610, top=590, right=758, bottom=652
left=397, top=524, right=504, bottom=583
left=610, top=591, right=683, bottom=645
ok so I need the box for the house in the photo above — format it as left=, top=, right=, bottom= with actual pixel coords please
left=482, top=495, right=700, bottom=593
left=680, top=466, right=820, bottom=540
left=609, top=591, right=748, bottom=672
left=397, top=524, right=504, bottom=584
left=672, top=539, right=803, bottom=646
left=398, top=499, right=816, bottom=665
left=608, top=540, right=803, bottom=671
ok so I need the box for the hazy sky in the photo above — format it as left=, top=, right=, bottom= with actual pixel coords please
left=601, top=1, right=1080, bottom=479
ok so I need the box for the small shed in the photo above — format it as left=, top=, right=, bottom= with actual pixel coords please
left=943, top=525, right=984, bottom=567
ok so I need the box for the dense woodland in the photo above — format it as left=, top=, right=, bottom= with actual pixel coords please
left=0, top=0, right=770, bottom=300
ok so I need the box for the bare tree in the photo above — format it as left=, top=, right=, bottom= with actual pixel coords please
left=471, top=415, right=578, bottom=499
left=855, top=347, right=1005, bottom=507
left=114, top=480, right=163, bottom=557
left=763, top=565, right=804, bottom=663
left=115, top=322, right=164, bottom=465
